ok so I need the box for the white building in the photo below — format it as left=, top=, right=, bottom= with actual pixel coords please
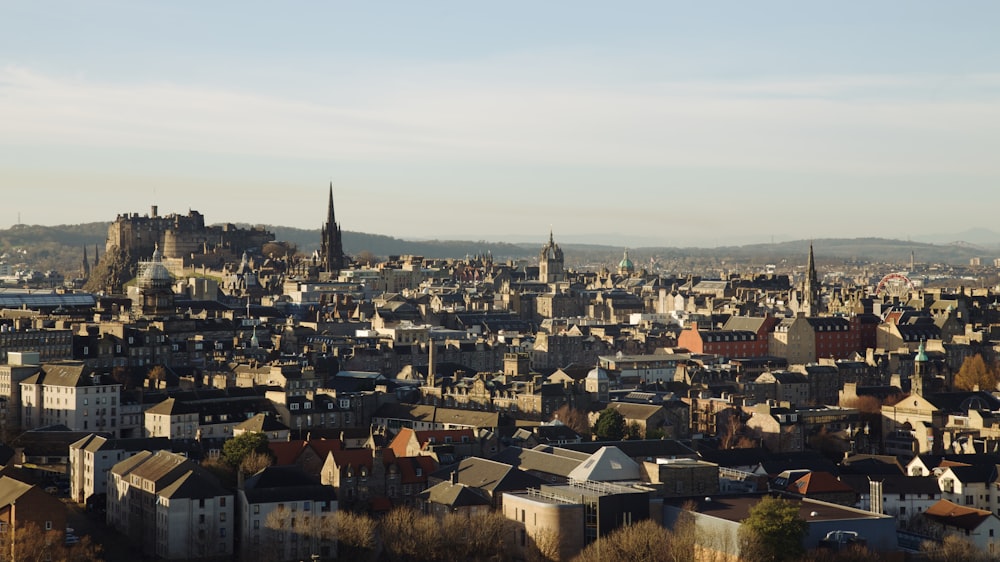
left=109, top=450, right=234, bottom=560
left=68, top=434, right=171, bottom=504
left=238, top=465, right=338, bottom=561
left=19, top=361, right=121, bottom=436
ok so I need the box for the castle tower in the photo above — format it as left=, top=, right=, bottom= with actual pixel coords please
left=538, top=230, right=564, bottom=283
left=802, top=243, right=820, bottom=316
left=320, top=183, right=346, bottom=274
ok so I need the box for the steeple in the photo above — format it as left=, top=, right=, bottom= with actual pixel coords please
left=320, top=182, right=346, bottom=274
left=82, top=245, right=90, bottom=278
left=802, top=243, right=819, bottom=316
left=94, top=244, right=100, bottom=267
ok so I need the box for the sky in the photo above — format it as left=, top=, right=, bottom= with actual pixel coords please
left=2, top=1, right=999, bottom=247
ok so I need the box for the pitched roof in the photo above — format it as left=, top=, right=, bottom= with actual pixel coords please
left=269, top=441, right=308, bottom=466
left=924, top=500, right=993, bottom=531
left=490, top=447, right=582, bottom=479
left=567, top=446, right=642, bottom=482
left=419, top=481, right=491, bottom=507
left=235, top=413, right=289, bottom=433
left=243, top=465, right=337, bottom=504
left=788, top=471, right=854, bottom=495
left=560, top=439, right=696, bottom=460
left=0, top=476, right=34, bottom=508
left=330, top=447, right=374, bottom=470
left=434, top=457, right=543, bottom=495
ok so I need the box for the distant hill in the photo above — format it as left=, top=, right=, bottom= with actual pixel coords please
left=2, top=221, right=995, bottom=276
left=913, top=227, right=1000, bottom=249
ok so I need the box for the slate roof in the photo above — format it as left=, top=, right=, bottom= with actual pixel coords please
left=235, top=413, right=289, bottom=434
left=431, top=457, right=543, bottom=496
left=419, top=481, right=491, bottom=508
left=0, top=476, right=34, bottom=508
left=243, top=465, right=337, bottom=504
left=490, top=447, right=582, bottom=480
left=839, top=474, right=940, bottom=496
left=559, top=439, right=696, bottom=460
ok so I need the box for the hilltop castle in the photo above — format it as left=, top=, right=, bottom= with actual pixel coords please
left=105, top=206, right=274, bottom=265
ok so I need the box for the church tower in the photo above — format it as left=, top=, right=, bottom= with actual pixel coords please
left=538, top=230, right=564, bottom=283
left=320, top=183, right=346, bottom=274
left=802, top=243, right=820, bottom=316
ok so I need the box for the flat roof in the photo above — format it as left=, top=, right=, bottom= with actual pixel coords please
left=666, top=494, right=886, bottom=524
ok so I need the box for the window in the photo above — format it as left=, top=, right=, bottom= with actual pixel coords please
left=220, top=512, right=226, bottom=522
left=44, top=521, right=52, bottom=530
left=220, top=497, right=226, bottom=507
left=220, top=528, right=226, bottom=538
left=253, top=505, right=260, bottom=515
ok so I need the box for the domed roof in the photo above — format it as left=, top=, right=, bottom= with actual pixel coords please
left=915, top=340, right=928, bottom=362
left=587, top=366, right=608, bottom=381
left=618, top=249, right=634, bottom=272
left=137, top=244, right=173, bottom=289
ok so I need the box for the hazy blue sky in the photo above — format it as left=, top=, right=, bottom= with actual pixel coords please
left=3, top=1, right=999, bottom=246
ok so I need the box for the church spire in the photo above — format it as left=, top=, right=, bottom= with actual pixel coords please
left=327, top=182, right=336, bottom=226
left=320, top=183, right=345, bottom=274
left=82, top=245, right=90, bottom=278
left=802, top=242, right=819, bottom=316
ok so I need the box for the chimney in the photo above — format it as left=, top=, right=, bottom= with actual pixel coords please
left=450, top=471, right=458, bottom=485
left=151, top=205, right=158, bottom=218
left=869, top=479, right=883, bottom=514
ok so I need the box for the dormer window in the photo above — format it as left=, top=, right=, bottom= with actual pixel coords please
left=291, top=403, right=300, bottom=411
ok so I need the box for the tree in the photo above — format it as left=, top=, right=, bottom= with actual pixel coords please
left=240, top=450, right=274, bottom=475
left=146, top=365, right=167, bottom=387
left=593, top=408, right=626, bottom=441
left=335, top=511, right=377, bottom=561
left=0, top=524, right=103, bottom=562
left=738, top=496, right=807, bottom=562
left=921, top=535, right=991, bottom=562
left=551, top=404, right=591, bottom=438
left=354, top=250, right=378, bottom=267
left=574, top=519, right=678, bottom=562
left=953, top=354, right=1000, bottom=392
left=222, top=432, right=272, bottom=469
left=626, top=421, right=643, bottom=440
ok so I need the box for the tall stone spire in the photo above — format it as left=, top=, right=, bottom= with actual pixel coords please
left=94, top=244, right=100, bottom=267
left=802, top=243, right=819, bottom=316
left=82, top=245, right=90, bottom=278
left=320, top=182, right=346, bottom=274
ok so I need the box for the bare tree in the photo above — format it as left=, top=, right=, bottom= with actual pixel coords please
left=550, top=404, right=591, bottom=438
left=335, top=511, right=377, bottom=561
left=574, top=519, right=675, bottom=562
left=240, top=451, right=274, bottom=476
left=0, top=524, right=102, bottom=562
left=921, top=535, right=991, bottom=562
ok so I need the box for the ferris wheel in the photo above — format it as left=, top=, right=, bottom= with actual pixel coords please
left=876, top=273, right=915, bottom=299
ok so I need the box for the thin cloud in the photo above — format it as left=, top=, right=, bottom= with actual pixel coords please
left=1, top=65, right=998, bottom=178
